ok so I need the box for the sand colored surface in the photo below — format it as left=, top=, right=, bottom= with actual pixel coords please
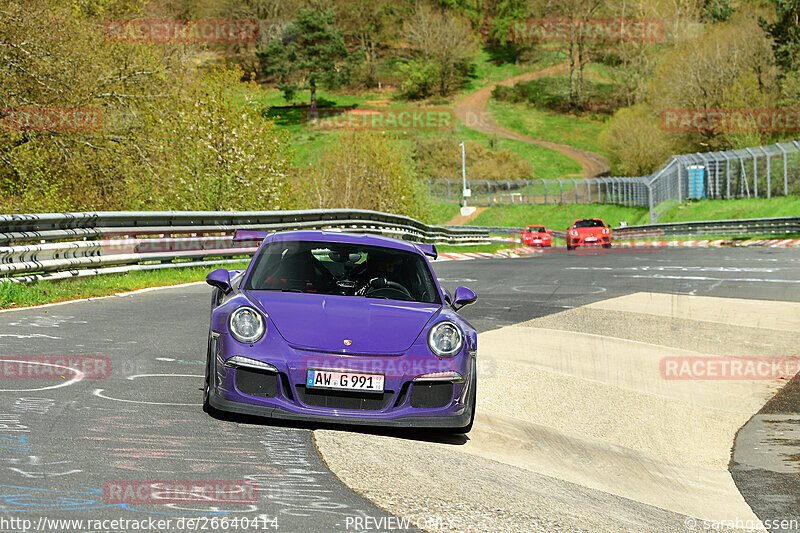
left=315, top=293, right=796, bottom=531
left=585, top=292, right=800, bottom=332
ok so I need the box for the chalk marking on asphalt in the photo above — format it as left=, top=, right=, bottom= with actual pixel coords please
left=126, top=373, right=202, bottom=381
left=566, top=266, right=781, bottom=273
left=0, top=334, right=62, bottom=339
left=0, top=360, right=84, bottom=393
left=615, top=275, right=800, bottom=283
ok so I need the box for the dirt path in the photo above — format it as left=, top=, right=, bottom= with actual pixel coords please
left=445, top=206, right=486, bottom=225
left=455, top=63, right=611, bottom=179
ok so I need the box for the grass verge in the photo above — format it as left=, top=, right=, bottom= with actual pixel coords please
left=435, top=242, right=522, bottom=254
left=487, top=99, right=609, bottom=158
left=0, top=262, right=250, bottom=310
left=468, top=203, right=650, bottom=231
left=661, top=197, right=800, bottom=222
left=425, top=203, right=462, bottom=225
left=1, top=238, right=529, bottom=310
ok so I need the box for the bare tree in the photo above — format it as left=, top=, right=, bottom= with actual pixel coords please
left=534, top=0, right=603, bottom=108
left=404, top=4, right=477, bottom=96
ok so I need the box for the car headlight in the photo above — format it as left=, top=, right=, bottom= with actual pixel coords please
left=228, top=306, right=265, bottom=344
left=428, top=321, right=463, bottom=357
left=602, top=228, right=610, bottom=234
left=570, top=230, right=578, bottom=237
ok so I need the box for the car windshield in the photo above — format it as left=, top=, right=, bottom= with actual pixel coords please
left=574, top=220, right=605, bottom=228
left=244, top=240, right=441, bottom=304
left=527, top=226, right=546, bottom=233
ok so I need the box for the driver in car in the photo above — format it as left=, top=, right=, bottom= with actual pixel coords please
left=355, top=252, right=406, bottom=296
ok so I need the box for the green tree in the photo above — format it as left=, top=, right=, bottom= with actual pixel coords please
left=702, top=0, right=734, bottom=23
left=412, top=137, right=533, bottom=181
left=0, top=0, right=295, bottom=213
left=533, top=0, right=603, bottom=108
left=599, top=104, right=678, bottom=176
left=648, top=14, right=778, bottom=150
left=136, top=67, right=295, bottom=211
left=301, top=131, right=428, bottom=220
left=760, top=0, right=800, bottom=72
left=336, top=0, right=395, bottom=88
left=257, top=9, right=351, bottom=114
left=489, top=0, right=534, bottom=64
left=403, top=5, right=477, bottom=97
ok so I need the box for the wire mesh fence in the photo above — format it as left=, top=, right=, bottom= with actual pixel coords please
left=427, top=177, right=650, bottom=207
left=427, top=140, right=800, bottom=223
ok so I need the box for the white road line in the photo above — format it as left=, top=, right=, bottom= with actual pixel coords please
left=615, top=274, right=800, bottom=283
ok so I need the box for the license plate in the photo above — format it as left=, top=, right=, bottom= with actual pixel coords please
left=306, top=369, right=385, bottom=392
left=585, top=237, right=597, bottom=242
left=533, top=239, right=541, bottom=243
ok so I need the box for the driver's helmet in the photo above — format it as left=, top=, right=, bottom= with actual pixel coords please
left=367, top=251, right=403, bottom=279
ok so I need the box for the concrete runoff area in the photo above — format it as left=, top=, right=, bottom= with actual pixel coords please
left=315, top=292, right=800, bottom=532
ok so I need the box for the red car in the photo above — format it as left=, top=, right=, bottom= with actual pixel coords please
left=521, top=225, right=552, bottom=247
left=566, top=218, right=612, bottom=250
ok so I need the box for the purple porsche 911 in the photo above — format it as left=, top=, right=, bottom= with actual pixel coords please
left=203, top=230, right=479, bottom=433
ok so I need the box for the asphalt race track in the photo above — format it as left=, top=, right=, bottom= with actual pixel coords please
left=0, top=246, right=798, bottom=532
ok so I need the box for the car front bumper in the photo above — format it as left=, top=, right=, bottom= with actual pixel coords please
left=208, top=335, right=476, bottom=429
left=568, top=236, right=611, bottom=247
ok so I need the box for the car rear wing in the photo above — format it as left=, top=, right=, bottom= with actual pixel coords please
left=232, top=230, right=272, bottom=243
left=415, top=243, right=438, bottom=259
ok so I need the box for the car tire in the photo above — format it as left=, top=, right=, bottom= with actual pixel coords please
left=461, top=372, right=477, bottom=434
left=202, top=330, right=213, bottom=414
left=603, top=243, right=612, bottom=249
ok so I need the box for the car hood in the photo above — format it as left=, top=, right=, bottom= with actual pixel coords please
left=246, top=291, right=440, bottom=355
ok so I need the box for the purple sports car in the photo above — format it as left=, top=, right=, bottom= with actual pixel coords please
left=203, top=230, right=479, bottom=432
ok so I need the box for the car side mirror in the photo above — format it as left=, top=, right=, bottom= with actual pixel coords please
left=442, top=287, right=453, bottom=305
left=547, top=230, right=553, bottom=234
left=452, top=286, right=477, bottom=311
left=206, top=268, right=232, bottom=294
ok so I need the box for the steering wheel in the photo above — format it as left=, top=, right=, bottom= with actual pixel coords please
left=365, top=279, right=412, bottom=300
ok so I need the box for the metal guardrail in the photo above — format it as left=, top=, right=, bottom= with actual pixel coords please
left=0, top=209, right=491, bottom=283
left=613, top=216, right=800, bottom=240
left=452, top=225, right=568, bottom=239
left=451, top=217, right=800, bottom=241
